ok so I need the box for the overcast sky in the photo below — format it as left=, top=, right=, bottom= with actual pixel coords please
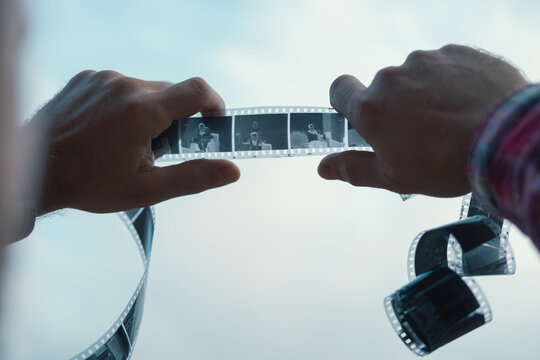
left=2, top=1, right=540, bottom=359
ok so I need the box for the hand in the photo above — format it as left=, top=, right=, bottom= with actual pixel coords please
left=26, top=71, right=240, bottom=215
left=318, top=44, right=529, bottom=197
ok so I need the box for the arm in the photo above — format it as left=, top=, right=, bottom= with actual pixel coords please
left=468, top=84, right=540, bottom=250
left=15, top=72, right=240, bottom=238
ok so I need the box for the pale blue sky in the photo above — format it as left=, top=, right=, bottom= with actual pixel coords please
left=2, top=1, right=540, bottom=359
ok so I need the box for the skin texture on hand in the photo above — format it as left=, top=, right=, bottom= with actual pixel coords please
left=26, top=72, right=240, bottom=216
left=318, top=45, right=529, bottom=197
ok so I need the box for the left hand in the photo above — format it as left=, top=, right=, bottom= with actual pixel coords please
left=26, top=71, right=240, bottom=215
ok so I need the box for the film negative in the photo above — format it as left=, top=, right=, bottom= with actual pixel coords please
left=68, top=207, right=154, bottom=360
left=150, top=106, right=422, bottom=201
left=386, top=193, right=516, bottom=356
left=151, top=107, right=371, bottom=161
left=385, top=267, right=491, bottom=356
left=407, top=194, right=514, bottom=281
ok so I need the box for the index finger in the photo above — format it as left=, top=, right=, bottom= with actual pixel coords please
left=330, top=74, right=368, bottom=124
left=151, top=77, right=225, bottom=135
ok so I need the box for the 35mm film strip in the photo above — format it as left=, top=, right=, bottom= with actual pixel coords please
left=152, top=107, right=371, bottom=161
left=65, top=108, right=506, bottom=359
left=385, top=194, right=515, bottom=356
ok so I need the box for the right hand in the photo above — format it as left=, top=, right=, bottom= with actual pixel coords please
left=318, top=44, right=529, bottom=197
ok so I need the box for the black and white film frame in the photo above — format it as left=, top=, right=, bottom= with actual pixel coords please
left=152, top=106, right=371, bottom=161
left=385, top=193, right=516, bottom=356
left=69, top=207, right=154, bottom=360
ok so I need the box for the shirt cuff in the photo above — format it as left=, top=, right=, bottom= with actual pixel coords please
left=468, top=83, right=540, bottom=242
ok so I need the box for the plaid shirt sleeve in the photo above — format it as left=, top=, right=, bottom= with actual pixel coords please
left=468, top=84, right=540, bottom=252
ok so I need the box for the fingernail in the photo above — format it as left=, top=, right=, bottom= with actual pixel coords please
left=220, top=165, right=240, bottom=184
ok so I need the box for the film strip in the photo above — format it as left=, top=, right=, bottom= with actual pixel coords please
left=66, top=108, right=499, bottom=359
left=151, top=106, right=371, bottom=161
left=385, top=194, right=515, bottom=356
left=152, top=107, right=416, bottom=201
left=68, top=207, right=154, bottom=360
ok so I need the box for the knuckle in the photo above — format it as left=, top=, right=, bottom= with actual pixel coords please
left=95, top=70, right=123, bottom=82
left=349, top=97, right=369, bottom=124
left=187, top=77, right=211, bottom=97
left=373, top=66, right=402, bottom=84
left=66, top=70, right=96, bottom=88
left=110, top=76, right=138, bottom=93
left=75, top=70, right=96, bottom=80
left=441, top=44, right=462, bottom=52
left=405, top=50, right=432, bottom=64
left=349, top=93, right=379, bottom=136
left=356, top=96, right=378, bottom=116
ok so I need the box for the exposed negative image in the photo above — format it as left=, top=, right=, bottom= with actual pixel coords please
left=180, top=116, right=233, bottom=153
left=290, top=113, right=345, bottom=149
left=347, top=122, right=370, bottom=148
left=234, top=114, right=288, bottom=151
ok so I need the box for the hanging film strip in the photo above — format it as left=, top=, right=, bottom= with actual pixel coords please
left=67, top=107, right=503, bottom=359
left=69, top=207, right=154, bottom=360
left=385, top=194, right=516, bottom=356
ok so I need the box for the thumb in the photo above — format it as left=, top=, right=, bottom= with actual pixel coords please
left=136, top=159, right=240, bottom=206
left=318, top=151, right=397, bottom=191
left=330, top=74, right=367, bottom=121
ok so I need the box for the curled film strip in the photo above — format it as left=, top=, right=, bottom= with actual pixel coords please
left=385, top=193, right=516, bottom=356
left=408, top=194, right=514, bottom=281
left=385, top=267, right=491, bottom=356
left=68, top=207, right=154, bottom=360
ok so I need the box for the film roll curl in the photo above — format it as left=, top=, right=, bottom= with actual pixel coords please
left=408, top=194, right=514, bottom=281
left=385, top=193, right=516, bottom=356
left=385, top=267, right=491, bottom=356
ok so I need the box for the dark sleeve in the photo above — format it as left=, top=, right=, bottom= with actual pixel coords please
left=468, top=84, right=540, bottom=252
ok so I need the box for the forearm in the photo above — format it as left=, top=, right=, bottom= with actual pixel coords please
left=468, top=83, right=540, bottom=251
